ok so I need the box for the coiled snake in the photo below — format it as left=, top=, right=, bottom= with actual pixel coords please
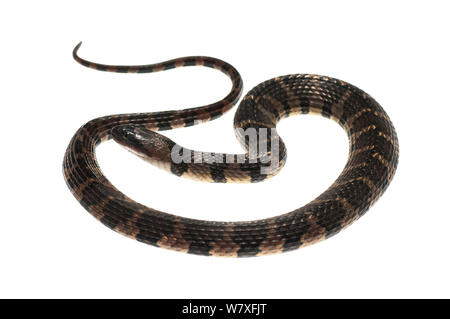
left=63, top=43, right=399, bottom=257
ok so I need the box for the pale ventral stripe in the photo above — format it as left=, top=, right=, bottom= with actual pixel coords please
left=224, top=169, right=252, bottom=183
left=337, top=197, right=359, bottom=229
left=209, top=225, right=241, bottom=257
left=300, top=212, right=327, bottom=247
left=256, top=221, right=285, bottom=256
left=157, top=218, right=191, bottom=253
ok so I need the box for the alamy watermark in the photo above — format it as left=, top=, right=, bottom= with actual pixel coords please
left=170, top=123, right=281, bottom=175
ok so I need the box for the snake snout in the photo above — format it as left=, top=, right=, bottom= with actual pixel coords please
left=112, top=125, right=175, bottom=163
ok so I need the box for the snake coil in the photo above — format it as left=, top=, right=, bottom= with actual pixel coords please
left=63, top=43, right=398, bottom=257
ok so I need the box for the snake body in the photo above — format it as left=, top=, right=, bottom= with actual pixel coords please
left=63, top=43, right=399, bottom=257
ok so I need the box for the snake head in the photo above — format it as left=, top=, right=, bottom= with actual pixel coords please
left=112, top=125, right=176, bottom=165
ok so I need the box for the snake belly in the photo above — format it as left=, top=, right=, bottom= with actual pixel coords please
left=63, top=43, right=399, bottom=257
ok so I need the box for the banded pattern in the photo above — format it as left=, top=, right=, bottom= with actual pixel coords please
left=63, top=43, right=399, bottom=257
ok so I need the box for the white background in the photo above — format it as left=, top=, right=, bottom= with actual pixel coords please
left=1, top=0, right=449, bottom=298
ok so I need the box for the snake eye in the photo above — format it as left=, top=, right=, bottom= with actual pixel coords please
left=111, top=125, right=137, bottom=145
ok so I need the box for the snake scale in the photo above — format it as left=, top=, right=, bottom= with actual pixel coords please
left=63, top=42, right=399, bottom=257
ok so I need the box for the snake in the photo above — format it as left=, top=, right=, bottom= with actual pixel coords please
left=63, top=42, right=399, bottom=257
